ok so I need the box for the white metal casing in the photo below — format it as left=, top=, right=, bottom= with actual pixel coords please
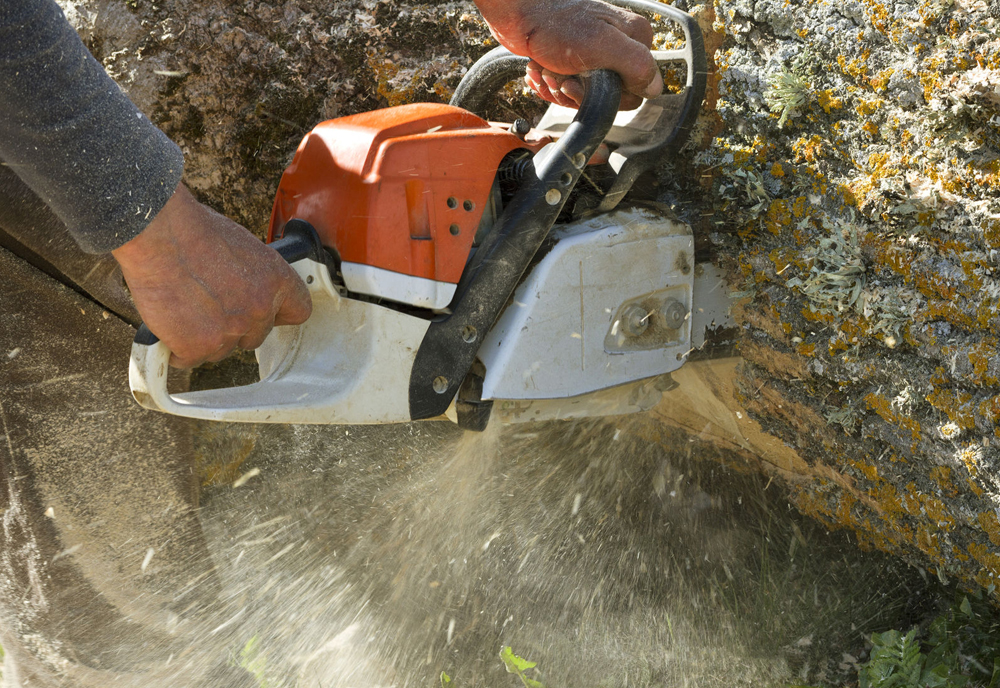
left=478, top=207, right=694, bottom=401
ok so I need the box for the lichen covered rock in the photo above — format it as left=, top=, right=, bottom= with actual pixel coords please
left=693, top=0, right=1000, bottom=592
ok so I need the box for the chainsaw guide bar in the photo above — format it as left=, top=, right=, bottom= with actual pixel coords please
left=129, top=0, right=725, bottom=430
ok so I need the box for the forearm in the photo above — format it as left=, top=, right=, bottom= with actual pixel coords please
left=0, top=0, right=183, bottom=253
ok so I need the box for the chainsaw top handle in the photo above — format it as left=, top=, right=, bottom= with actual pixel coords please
left=451, top=0, right=707, bottom=216
left=408, top=69, right=623, bottom=421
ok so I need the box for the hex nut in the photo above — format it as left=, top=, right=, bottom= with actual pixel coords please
left=621, top=304, right=650, bottom=337
left=660, top=299, right=687, bottom=330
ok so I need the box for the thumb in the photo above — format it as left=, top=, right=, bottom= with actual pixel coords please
left=273, top=264, right=313, bottom=327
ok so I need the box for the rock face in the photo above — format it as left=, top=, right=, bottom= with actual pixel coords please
left=692, top=0, right=1000, bottom=594
left=64, top=0, right=1000, bottom=595
left=62, top=0, right=495, bottom=230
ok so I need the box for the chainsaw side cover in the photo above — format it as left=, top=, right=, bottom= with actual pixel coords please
left=268, top=103, right=534, bottom=309
left=479, top=207, right=694, bottom=401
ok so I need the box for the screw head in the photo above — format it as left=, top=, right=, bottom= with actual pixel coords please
left=461, top=325, right=477, bottom=343
left=512, top=118, right=531, bottom=137
left=620, top=305, right=650, bottom=337
left=660, top=299, right=687, bottom=329
left=545, top=188, right=562, bottom=205
left=432, top=376, right=449, bottom=394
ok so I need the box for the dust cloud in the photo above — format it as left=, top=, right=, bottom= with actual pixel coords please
left=185, top=417, right=930, bottom=687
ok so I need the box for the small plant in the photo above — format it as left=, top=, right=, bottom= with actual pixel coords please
left=234, top=635, right=271, bottom=688
left=785, top=215, right=866, bottom=315
left=767, top=69, right=813, bottom=128
left=440, top=670, right=451, bottom=686
left=499, top=646, right=545, bottom=688
left=858, top=593, right=1000, bottom=688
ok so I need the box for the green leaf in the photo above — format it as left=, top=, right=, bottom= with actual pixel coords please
left=500, top=646, right=537, bottom=673
left=960, top=596, right=973, bottom=617
left=988, top=658, right=1000, bottom=688
left=921, top=663, right=960, bottom=687
left=440, top=671, right=451, bottom=686
left=235, top=635, right=269, bottom=688
left=524, top=679, right=545, bottom=688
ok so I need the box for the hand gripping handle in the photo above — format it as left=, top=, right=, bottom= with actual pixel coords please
left=128, top=220, right=326, bottom=415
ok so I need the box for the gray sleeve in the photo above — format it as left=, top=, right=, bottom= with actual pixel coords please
left=0, top=0, right=184, bottom=253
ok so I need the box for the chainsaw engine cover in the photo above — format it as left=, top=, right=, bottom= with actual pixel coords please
left=268, top=103, right=540, bottom=309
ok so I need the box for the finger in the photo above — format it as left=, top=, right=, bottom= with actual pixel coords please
left=539, top=72, right=578, bottom=108
left=618, top=93, right=644, bottom=110
left=273, top=274, right=313, bottom=327
left=525, top=60, right=544, bottom=83
left=237, top=321, right=274, bottom=351
left=204, top=337, right=239, bottom=364
left=585, top=22, right=662, bottom=101
left=588, top=143, right=611, bottom=166
left=559, top=77, right=584, bottom=106
left=168, top=336, right=228, bottom=369
left=524, top=74, right=561, bottom=106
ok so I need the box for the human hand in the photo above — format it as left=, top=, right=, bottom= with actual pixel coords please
left=112, top=183, right=312, bottom=368
left=474, top=0, right=662, bottom=110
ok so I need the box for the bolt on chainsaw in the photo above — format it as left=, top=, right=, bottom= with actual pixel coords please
left=130, top=0, right=732, bottom=431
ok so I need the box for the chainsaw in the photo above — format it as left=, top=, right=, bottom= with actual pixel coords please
left=130, top=0, right=729, bottom=431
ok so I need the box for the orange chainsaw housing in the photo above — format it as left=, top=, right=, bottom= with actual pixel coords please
left=268, top=103, right=544, bottom=287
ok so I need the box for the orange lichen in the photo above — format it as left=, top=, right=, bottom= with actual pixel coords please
left=977, top=511, right=1000, bottom=547
left=929, top=466, right=958, bottom=497
left=770, top=162, right=785, bottom=178
left=763, top=199, right=792, bottom=235
left=792, top=135, right=825, bottom=164
left=865, top=393, right=922, bottom=443
left=870, top=68, right=895, bottom=92
left=926, top=388, right=976, bottom=430
left=797, top=342, right=817, bottom=356
left=855, top=98, right=882, bottom=116
left=969, top=543, right=1000, bottom=580
left=837, top=55, right=868, bottom=81
left=817, top=89, right=842, bottom=113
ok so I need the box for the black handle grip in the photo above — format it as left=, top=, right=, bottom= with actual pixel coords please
left=269, top=218, right=327, bottom=264
left=132, top=219, right=326, bottom=346
left=408, top=69, right=623, bottom=420
left=450, top=48, right=530, bottom=115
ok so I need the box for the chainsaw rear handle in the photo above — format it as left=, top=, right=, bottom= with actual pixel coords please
left=452, top=0, right=703, bottom=111
left=129, top=221, right=328, bottom=417
left=131, top=220, right=326, bottom=347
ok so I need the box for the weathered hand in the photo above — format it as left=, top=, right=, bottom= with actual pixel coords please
left=474, top=0, right=662, bottom=110
left=112, top=183, right=312, bottom=368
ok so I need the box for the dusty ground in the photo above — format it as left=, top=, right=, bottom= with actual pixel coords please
left=192, top=417, right=935, bottom=687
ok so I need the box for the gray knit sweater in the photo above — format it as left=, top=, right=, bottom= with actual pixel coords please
left=0, top=0, right=184, bottom=253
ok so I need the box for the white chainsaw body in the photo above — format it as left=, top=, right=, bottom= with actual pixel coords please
left=130, top=208, right=708, bottom=424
